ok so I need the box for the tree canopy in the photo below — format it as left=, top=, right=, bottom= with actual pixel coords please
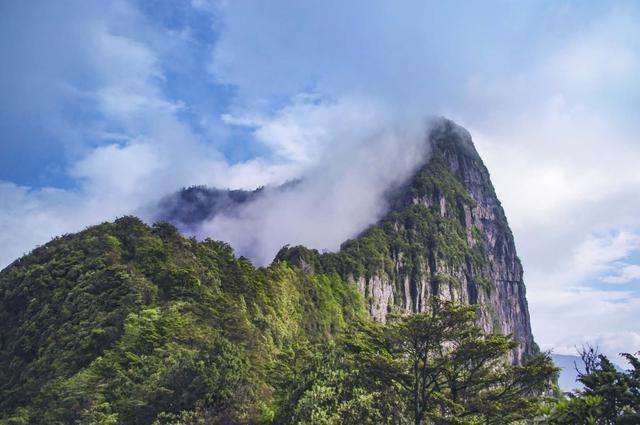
left=0, top=217, right=559, bottom=424
left=278, top=302, right=557, bottom=425
left=549, top=347, right=640, bottom=424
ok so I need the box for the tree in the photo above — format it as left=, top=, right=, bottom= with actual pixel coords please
left=549, top=347, right=640, bottom=424
left=279, top=301, right=557, bottom=424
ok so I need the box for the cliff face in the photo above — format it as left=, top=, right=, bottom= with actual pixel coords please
left=384, top=120, right=535, bottom=363
left=277, top=120, right=536, bottom=363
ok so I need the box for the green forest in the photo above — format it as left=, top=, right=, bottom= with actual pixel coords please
left=1, top=217, right=638, bottom=424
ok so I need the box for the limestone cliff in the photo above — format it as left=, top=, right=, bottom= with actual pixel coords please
left=277, top=120, right=536, bottom=363
left=0, top=119, right=540, bottom=423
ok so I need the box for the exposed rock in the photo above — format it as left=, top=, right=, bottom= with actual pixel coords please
left=277, top=119, right=536, bottom=363
left=162, top=119, right=537, bottom=364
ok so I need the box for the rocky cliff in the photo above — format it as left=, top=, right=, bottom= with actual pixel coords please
left=0, top=119, right=540, bottom=422
left=276, top=120, right=536, bottom=363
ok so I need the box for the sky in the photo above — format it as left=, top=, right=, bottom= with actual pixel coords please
left=1, top=0, right=639, bottom=361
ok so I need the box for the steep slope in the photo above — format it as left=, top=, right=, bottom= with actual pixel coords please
left=0, top=217, right=363, bottom=424
left=276, top=120, right=536, bottom=363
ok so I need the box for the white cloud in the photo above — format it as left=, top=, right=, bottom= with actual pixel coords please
left=572, top=232, right=640, bottom=278
left=602, top=264, right=640, bottom=284
left=526, top=231, right=640, bottom=361
left=0, top=182, right=84, bottom=266
left=199, top=96, right=430, bottom=265
left=0, top=1, right=302, bottom=268
left=448, top=4, right=640, bottom=357
left=528, top=275, right=640, bottom=360
left=542, top=5, right=640, bottom=95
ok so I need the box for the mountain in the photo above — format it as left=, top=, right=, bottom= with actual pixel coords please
left=153, top=180, right=300, bottom=235
left=0, top=119, right=538, bottom=422
left=159, top=119, right=536, bottom=364
left=277, top=120, right=536, bottom=363
left=155, top=186, right=263, bottom=233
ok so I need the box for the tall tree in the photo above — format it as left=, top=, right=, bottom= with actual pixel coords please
left=280, top=301, right=556, bottom=424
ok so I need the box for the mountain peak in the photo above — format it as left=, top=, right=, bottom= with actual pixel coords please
left=277, top=120, right=534, bottom=362
left=430, top=118, right=478, bottom=158
left=0, top=119, right=539, bottom=422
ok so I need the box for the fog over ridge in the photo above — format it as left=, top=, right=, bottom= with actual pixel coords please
left=191, top=115, right=436, bottom=266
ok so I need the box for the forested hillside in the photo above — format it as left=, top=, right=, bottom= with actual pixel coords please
left=0, top=217, right=363, bottom=423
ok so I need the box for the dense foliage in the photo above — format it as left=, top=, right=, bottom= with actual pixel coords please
left=0, top=217, right=364, bottom=424
left=0, top=217, right=558, bottom=424
left=549, top=347, right=640, bottom=424
left=277, top=302, right=557, bottom=424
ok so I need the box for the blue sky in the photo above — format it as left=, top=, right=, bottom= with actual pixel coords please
left=1, top=0, right=640, bottom=360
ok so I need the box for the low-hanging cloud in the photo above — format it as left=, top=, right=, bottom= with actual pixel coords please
left=197, top=98, right=432, bottom=265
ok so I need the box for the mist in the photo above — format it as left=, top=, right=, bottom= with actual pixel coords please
left=195, top=101, right=433, bottom=265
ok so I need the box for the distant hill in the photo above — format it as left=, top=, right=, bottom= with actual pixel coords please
left=551, top=353, right=626, bottom=393
left=154, top=185, right=263, bottom=232
left=551, top=354, right=585, bottom=392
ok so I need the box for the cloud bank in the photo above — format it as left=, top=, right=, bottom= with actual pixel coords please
left=200, top=98, right=430, bottom=265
